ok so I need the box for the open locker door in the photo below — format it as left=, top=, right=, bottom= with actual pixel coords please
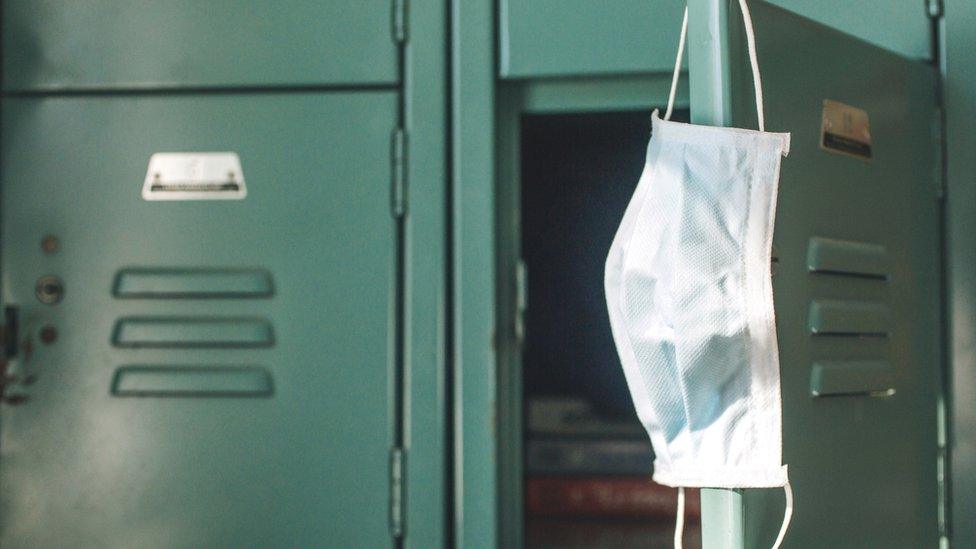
left=691, top=1, right=941, bottom=547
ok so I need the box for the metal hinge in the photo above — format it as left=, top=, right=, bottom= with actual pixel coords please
left=391, top=128, right=407, bottom=218
left=927, top=0, right=943, bottom=19
left=938, top=446, right=949, bottom=539
left=389, top=447, right=406, bottom=539
left=937, top=396, right=950, bottom=540
left=933, top=107, right=946, bottom=200
left=514, top=259, right=528, bottom=345
left=392, top=0, right=408, bottom=43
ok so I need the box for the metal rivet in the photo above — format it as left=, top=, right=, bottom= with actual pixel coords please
left=39, top=326, right=57, bottom=345
left=35, top=276, right=64, bottom=305
left=41, top=235, right=59, bottom=254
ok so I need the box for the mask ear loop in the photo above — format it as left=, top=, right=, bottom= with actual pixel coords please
left=663, top=0, right=766, bottom=132
left=736, top=0, right=765, bottom=131
left=663, top=7, right=688, bottom=122
left=672, top=483, right=791, bottom=549
left=771, top=482, right=794, bottom=549
left=673, top=486, right=686, bottom=549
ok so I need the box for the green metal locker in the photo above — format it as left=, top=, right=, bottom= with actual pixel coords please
left=0, top=0, right=953, bottom=546
left=690, top=1, right=942, bottom=547
left=1, top=1, right=398, bottom=90
left=0, top=92, right=399, bottom=548
left=478, top=1, right=946, bottom=547
left=0, top=2, right=450, bottom=547
left=497, top=0, right=930, bottom=80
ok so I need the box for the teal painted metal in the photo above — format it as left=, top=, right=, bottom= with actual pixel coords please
left=113, top=268, right=275, bottom=298
left=806, top=300, right=891, bottom=336
left=498, top=0, right=686, bottom=79
left=402, top=2, right=449, bottom=547
left=805, top=237, right=889, bottom=279
left=499, top=0, right=929, bottom=81
left=111, top=366, right=274, bottom=397
left=767, top=0, right=932, bottom=60
left=0, top=92, right=400, bottom=547
left=685, top=2, right=747, bottom=543
left=2, top=1, right=398, bottom=91
left=691, top=2, right=941, bottom=547
left=1, top=3, right=449, bottom=547
left=944, top=0, right=976, bottom=546
left=513, top=74, right=688, bottom=113
left=688, top=0, right=733, bottom=126
left=701, top=489, right=745, bottom=549
left=809, top=360, right=895, bottom=397
left=452, top=1, right=499, bottom=547
left=495, top=85, right=524, bottom=549
left=111, top=317, right=276, bottom=348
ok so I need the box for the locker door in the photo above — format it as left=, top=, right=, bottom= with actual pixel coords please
left=694, top=1, right=940, bottom=547
left=0, top=92, right=398, bottom=548
left=2, top=1, right=399, bottom=91
left=497, top=0, right=926, bottom=80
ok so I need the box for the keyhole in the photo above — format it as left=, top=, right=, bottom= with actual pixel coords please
left=35, top=276, right=64, bottom=305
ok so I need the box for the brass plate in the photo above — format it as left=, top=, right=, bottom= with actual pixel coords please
left=820, top=99, right=872, bottom=160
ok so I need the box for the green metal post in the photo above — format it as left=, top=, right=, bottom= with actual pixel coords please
left=451, top=0, right=498, bottom=547
left=403, top=2, right=449, bottom=547
left=687, top=1, right=746, bottom=547
left=945, top=1, right=976, bottom=546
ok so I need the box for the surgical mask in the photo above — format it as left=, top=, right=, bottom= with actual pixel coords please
left=603, top=2, right=792, bottom=547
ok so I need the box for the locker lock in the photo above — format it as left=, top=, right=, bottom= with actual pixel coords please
left=35, top=276, right=64, bottom=305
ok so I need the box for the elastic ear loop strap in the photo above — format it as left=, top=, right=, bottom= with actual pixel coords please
left=674, top=487, right=685, bottom=549
left=772, top=482, right=794, bottom=549
left=673, top=483, right=793, bottom=549
left=664, top=0, right=766, bottom=132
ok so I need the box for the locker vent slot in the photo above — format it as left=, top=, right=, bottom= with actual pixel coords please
left=113, top=268, right=273, bottom=299
left=112, top=366, right=273, bottom=397
left=806, top=237, right=889, bottom=279
left=112, top=317, right=274, bottom=348
left=807, top=299, right=890, bottom=337
left=810, top=360, right=895, bottom=397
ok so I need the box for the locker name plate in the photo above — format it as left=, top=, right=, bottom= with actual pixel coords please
left=142, top=152, right=247, bottom=200
left=820, top=100, right=872, bottom=160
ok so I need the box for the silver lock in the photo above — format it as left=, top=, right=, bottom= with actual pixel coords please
left=35, top=276, right=64, bottom=305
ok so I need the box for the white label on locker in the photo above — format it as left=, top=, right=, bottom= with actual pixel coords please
left=142, top=152, right=247, bottom=201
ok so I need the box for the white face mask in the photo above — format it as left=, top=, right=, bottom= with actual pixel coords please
left=604, top=2, right=792, bottom=547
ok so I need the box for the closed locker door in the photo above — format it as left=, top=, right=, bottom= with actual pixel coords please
left=703, top=1, right=941, bottom=547
left=2, top=1, right=399, bottom=90
left=0, top=92, right=398, bottom=547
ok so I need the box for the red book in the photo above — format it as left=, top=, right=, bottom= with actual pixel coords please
left=525, top=476, right=701, bottom=519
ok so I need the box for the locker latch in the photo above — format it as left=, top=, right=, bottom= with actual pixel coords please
left=389, top=446, right=405, bottom=539
left=0, top=306, right=25, bottom=404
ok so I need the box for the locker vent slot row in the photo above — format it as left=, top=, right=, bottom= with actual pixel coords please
left=806, top=236, right=889, bottom=279
left=110, top=267, right=275, bottom=397
left=805, top=237, right=893, bottom=397
left=113, top=268, right=273, bottom=299
left=112, top=365, right=273, bottom=397
left=112, top=317, right=274, bottom=348
left=807, top=299, right=890, bottom=338
left=810, top=360, right=895, bottom=397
